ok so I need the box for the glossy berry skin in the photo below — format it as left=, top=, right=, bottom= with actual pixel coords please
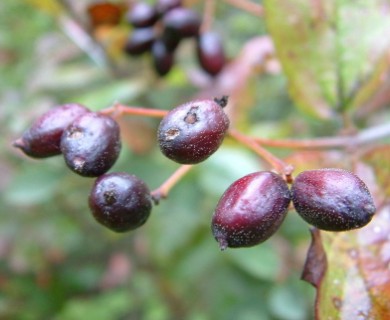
left=211, top=171, right=291, bottom=250
left=162, top=8, right=201, bottom=39
left=126, top=2, right=159, bottom=28
left=124, top=27, right=155, bottom=56
left=157, top=99, right=230, bottom=164
left=152, top=39, right=174, bottom=76
left=291, top=168, right=376, bottom=231
left=197, top=31, right=226, bottom=76
left=156, top=0, right=182, bottom=15
left=13, top=103, right=90, bottom=158
left=89, top=172, right=152, bottom=232
left=61, top=112, right=121, bottom=177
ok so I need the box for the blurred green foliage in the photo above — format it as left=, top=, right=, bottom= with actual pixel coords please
left=0, top=1, right=325, bottom=319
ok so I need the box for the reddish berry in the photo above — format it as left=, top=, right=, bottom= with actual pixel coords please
left=13, top=103, right=90, bottom=158
left=291, top=168, right=376, bottom=231
left=157, top=99, right=230, bottom=164
left=126, top=2, right=159, bottom=28
left=197, top=31, right=226, bottom=76
left=152, top=39, right=174, bottom=76
left=124, top=27, right=155, bottom=56
left=61, top=113, right=121, bottom=177
left=211, top=171, right=291, bottom=250
left=156, top=0, right=182, bottom=15
left=89, top=172, right=152, bottom=232
left=162, top=8, right=201, bottom=39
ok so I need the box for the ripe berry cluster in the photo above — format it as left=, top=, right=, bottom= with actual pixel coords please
left=211, top=168, right=376, bottom=250
left=13, top=99, right=376, bottom=249
left=123, top=0, right=226, bottom=76
left=13, top=98, right=230, bottom=233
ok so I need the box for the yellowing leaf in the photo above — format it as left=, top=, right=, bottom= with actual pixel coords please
left=302, top=204, right=390, bottom=319
left=264, top=0, right=390, bottom=119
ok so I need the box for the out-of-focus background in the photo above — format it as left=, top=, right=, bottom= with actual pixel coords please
left=0, top=0, right=357, bottom=319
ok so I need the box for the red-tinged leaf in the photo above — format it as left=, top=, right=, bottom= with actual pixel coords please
left=361, top=145, right=390, bottom=198
left=303, top=204, right=390, bottom=319
left=264, top=0, right=390, bottom=119
left=301, top=228, right=327, bottom=288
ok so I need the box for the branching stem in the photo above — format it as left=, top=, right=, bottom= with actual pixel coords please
left=223, top=0, right=263, bottom=17
left=201, top=0, right=216, bottom=33
left=228, top=129, right=293, bottom=178
left=253, top=122, right=390, bottom=149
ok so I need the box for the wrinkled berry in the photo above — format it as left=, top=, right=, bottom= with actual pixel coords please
left=13, top=103, right=90, bottom=158
left=291, top=168, right=376, bottom=231
left=89, top=172, right=152, bottom=232
left=61, top=112, right=121, bottom=177
left=157, top=99, right=230, bottom=164
left=211, top=171, right=291, bottom=250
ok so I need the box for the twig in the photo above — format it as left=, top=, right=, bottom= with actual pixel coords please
left=200, top=0, right=216, bottom=33
left=228, top=129, right=293, bottom=177
left=151, top=165, right=194, bottom=204
left=223, top=0, right=263, bottom=17
left=100, top=103, right=169, bottom=118
left=252, top=122, right=390, bottom=149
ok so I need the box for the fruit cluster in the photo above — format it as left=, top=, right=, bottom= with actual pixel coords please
left=123, top=0, right=226, bottom=76
left=13, top=98, right=230, bottom=232
left=13, top=99, right=376, bottom=249
left=211, top=168, right=376, bottom=250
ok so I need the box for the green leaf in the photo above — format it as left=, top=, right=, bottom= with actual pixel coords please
left=302, top=204, right=390, bottom=319
left=55, top=290, right=133, bottom=320
left=264, top=0, right=390, bottom=119
left=225, top=244, right=281, bottom=281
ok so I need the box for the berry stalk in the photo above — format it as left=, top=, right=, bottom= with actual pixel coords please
left=228, top=128, right=293, bottom=177
left=151, top=164, right=193, bottom=203
left=100, top=103, right=169, bottom=118
left=252, top=121, right=390, bottom=149
left=223, top=0, right=263, bottom=16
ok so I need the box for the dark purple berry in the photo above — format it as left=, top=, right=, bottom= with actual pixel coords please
left=124, top=27, right=155, bottom=56
left=89, top=172, right=152, bottom=232
left=61, top=112, right=121, bottom=177
left=13, top=103, right=90, bottom=158
left=291, top=168, right=376, bottom=231
left=162, top=8, right=201, bottom=38
left=151, top=39, right=174, bottom=76
left=126, top=2, right=159, bottom=28
left=197, top=31, right=226, bottom=76
left=156, top=0, right=182, bottom=15
left=211, top=171, right=291, bottom=250
left=157, top=99, right=230, bottom=164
